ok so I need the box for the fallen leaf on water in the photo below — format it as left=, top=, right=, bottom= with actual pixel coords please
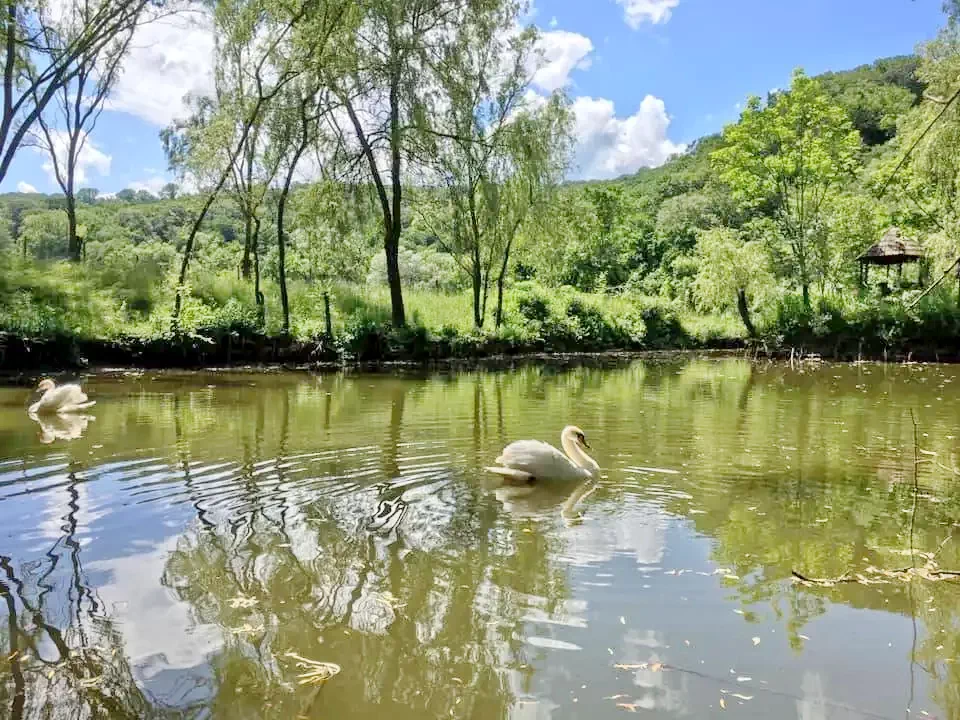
left=604, top=694, right=630, bottom=700
left=728, top=693, right=754, bottom=701
left=616, top=703, right=640, bottom=713
left=619, top=616, right=626, bottom=625
left=733, top=609, right=745, bottom=615
left=228, top=595, right=259, bottom=609
left=284, top=652, right=341, bottom=686
left=736, top=676, right=752, bottom=683
left=230, top=623, right=264, bottom=635
left=752, top=636, right=761, bottom=646
left=649, top=662, right=663, bottom=672
left=798, top=634, right=810, bottom=641
left=719, top=697, right=726, bottom=710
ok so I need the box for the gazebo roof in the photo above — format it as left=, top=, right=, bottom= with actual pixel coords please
left=857, top=227, right=923, bottom=266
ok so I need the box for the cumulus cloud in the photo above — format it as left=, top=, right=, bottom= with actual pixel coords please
left=129, top=176, right=169, bottom=196
left=571, top=94, right=685, bottom=180
left=109, top=9, right=215, bottom=126
left=616, top=0, right=679, bottom=28
left=531, top=30, right=593, bottom=92
left=36, top=129, right=112, bottom=185
left=16, top=181, right=38, bottom=193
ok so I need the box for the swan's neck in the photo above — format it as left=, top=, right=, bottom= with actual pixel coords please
left=561, top=435, right=599, bottom=476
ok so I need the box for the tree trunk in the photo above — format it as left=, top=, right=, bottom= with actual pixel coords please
left=323, top=291, right=333, bottom=337
left=241, top=212, right=253, bottom=279
left=387, top=52, right=405, bottom=328
left=66, top=194, right=79, bottom=261
left=253, top=215, right=264, bottom=326
left=277, top=183, right=291, bottom=336
left=801, top=283, right=810, bottom=309
left=736, top=287, right=756, bottom=337
left=495, top=235, right=514, bottom=329
left=471, top=235, right=484, bottom=328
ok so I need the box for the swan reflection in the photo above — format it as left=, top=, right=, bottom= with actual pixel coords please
left=29, top=411, right=95, bottom=444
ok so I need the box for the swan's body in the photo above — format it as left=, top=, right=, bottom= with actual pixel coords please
left=28, top=379, right=96, bottom=415
left=486, top=426, right=599, bottom=483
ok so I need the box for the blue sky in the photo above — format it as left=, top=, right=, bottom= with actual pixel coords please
left=2, top=0, right=949, bottom=194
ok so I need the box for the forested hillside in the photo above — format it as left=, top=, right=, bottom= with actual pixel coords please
left=2, top=0, right=960, bottom=366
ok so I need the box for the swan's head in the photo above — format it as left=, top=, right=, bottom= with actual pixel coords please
left=562, top=425, right=591, bottom=450
left=36, top=379, right=55, bottom=393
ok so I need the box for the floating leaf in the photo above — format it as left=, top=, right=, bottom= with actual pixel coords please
left=752, top=637, right=760, bottom=646
left=228, top=595, right=259, bottom=609
left=720, top=697, right=726, bottom=710
left=284, top=652, right=341, bottom=686
left=616, top=703, right=640, bottom=712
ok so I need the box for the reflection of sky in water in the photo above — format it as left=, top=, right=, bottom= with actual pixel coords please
left=0, top=363, right=956, bottom=718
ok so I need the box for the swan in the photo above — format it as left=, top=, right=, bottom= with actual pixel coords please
left=486, top=425, right=599, bottom=483
left=28, top=378, right=96, bottom=415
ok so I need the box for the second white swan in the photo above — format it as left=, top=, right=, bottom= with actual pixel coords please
left=28, top=379, right=96, bottom=415
left=486, top=425, right=599, bottom=483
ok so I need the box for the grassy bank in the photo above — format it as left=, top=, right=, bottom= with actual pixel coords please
left=0, top=258, right=747, bottom=369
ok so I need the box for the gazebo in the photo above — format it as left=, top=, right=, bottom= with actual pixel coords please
left=857, top=226, right=924, bottom=286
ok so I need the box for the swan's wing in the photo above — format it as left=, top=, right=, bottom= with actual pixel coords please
left=496, top=440, right=582, bottom=480
left=485, top=466, right=534, bottom=484
left=58, top=400, right=95, bottom=414
left=58, top=385, right=90, bottom=405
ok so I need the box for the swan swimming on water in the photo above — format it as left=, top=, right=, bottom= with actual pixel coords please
left=486, top=426, right=600, bottom=483
left=28, top=379, right=96, bottom=415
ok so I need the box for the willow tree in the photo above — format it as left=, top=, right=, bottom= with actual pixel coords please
left=162, top=0, right=350, bottom=325
left=326, top=0, right=480, bottom=328
left=713, top=69, right=861, bottom=307
left=418, top=1, right=572, bottom=328
left=265, top=75, right=326, bottom=335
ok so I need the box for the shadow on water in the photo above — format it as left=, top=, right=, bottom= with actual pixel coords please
left=3, top=360, right=960, bottom=717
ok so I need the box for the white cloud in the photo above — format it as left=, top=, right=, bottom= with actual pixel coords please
left=616, top=0, right=679, bottom=28
left=109, top=9, right=215, bottom=126
left=571, top=94, right=685, bottom=180
left=16, top=181, right=38, bottom=193
left=548, top=16, right=558, bottom=28
left=36, top=129, right=112, bottom=185
left=129, top=176, right=169, bottom=196
left=531, top=30, right=594, bottom=92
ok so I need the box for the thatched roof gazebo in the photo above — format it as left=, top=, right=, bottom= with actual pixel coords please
left=858, top=226, right=924, bottom=286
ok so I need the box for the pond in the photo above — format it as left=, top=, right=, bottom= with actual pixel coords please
left=1, top=358, right=960, bottom=719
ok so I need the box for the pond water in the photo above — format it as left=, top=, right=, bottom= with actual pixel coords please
left=1, top=358, right=960, bottom=719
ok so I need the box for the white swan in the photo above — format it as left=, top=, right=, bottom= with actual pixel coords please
left=28, top=379, right=96, bottom=415
left=486, top=426, right=599, bottom=483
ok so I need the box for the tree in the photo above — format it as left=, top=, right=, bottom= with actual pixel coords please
left=160, top=182, right=179, bottom=200
left=693, top=227, right=773, bottom=337
left=266, top=75, right=325, bottom=334
left=33, top=2, right=135, bottom=261
left=327, top=0, right=472, bottom=328
left=76, top=187, right=99, bottom=204
left=163, top=0, right=348, bottom=326
left=417, top=0, right=539, bottom=328
left=0, top=0, right=160, bottom=185
left=712, top=69, right=861, bottom=307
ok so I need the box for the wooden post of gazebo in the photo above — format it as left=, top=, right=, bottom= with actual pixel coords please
left=857, top=227, right=924, bottom=291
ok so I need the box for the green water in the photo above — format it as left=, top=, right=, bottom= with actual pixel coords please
left=1, top=358, right=960, bottom=719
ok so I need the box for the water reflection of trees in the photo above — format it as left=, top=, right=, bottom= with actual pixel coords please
left=0, top=467, right=157, bottom=719
left=8, top=360, right=960, bottom=716
left=154, top=379, right=571, bottom=719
